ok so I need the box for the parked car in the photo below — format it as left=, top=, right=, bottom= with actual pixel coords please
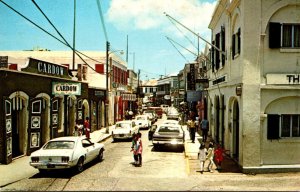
left=143, top=110, right=157, bottom=123
left=134, top=115, right=151, bottom=130
left=112, top=120, right=139, bottom=141
left=29, top=136, right=105, bottom=173
left=152, top=124, right=185, bottom=150
left=167, top=107, right=180, bottom=121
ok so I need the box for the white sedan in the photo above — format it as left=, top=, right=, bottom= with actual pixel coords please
left=112, top=120, right=140, bottom=141
left=134, top=115, right=151, bottom=130
left=29, top=136, right=105, bottom=173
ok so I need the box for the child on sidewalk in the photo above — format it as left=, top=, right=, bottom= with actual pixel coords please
left=198, top=142, right=207, bottom=174
left=214, top=144, right=227, bottom=170
left=206, top=142, right=215, bottom=173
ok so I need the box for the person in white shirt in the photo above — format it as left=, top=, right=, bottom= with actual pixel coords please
left=198, top=142, right=207, bottom=174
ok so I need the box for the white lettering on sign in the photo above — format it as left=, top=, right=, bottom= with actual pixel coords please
left=37, top=62, right=64, bottom=76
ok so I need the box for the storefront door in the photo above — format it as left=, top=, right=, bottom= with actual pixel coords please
left=3, top=98, right=12, bottom=164
left=51, top=98, right=59, bottom=139
left=28, top=98, right=44, bottom=154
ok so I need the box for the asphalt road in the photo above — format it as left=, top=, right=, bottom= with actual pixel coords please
left=1, top=120, right=300, bottom=191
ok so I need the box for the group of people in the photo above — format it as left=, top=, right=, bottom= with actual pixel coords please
left=130, top=132, right=143, bottom=167
left=198, top=142, right=226, bottom=174
left=74, top=117, right=91, bottom=139
left=187, top=117, right=209, bottom=143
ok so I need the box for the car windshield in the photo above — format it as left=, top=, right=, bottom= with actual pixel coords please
left=116, top=123, right=130, bottom=129
left=44, top=141, right=75, bottom=149
left=158, top=126, right=180, bottom=133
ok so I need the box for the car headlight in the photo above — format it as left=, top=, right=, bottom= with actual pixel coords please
left=170, top=139, right=178, bottom=145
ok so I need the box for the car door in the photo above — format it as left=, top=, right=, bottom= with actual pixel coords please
left=81, top=139, right=96, bottom=163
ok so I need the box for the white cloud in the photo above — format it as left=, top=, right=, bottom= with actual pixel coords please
left=107, top=0, right=216, bottom=65
left=107, top=0, right=216, bottom=34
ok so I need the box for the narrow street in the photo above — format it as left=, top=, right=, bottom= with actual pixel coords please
left=1, top=126, right=300, bottom=191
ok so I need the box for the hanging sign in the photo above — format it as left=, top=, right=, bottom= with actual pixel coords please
left=52, top=82, right=81, bottom=95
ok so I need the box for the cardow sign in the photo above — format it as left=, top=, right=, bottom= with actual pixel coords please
left=52, top=82, right=81, bottom=95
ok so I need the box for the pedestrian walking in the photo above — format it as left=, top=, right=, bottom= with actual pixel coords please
left=187, top=118, right=196, bottom=143
left=135, top=132, right=143, bottom=167
left=200, top=118, right=209, bottom=142
left=198, top=142, right=207, bottom=174
left=206, top=142, right=216, bottom=173
left=84, top=117, right=91, bottom=139
left=73, top=120, right=81, bottom=136
left=130, top=133, right=138, bottom=165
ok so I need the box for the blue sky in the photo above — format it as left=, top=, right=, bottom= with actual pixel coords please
left=0, top=0, right=217, bottom=80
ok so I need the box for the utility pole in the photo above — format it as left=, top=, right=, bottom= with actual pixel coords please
left=105, top=41, right=110, bottom=133
left=72, top=0, right=76, bottom=70
left=137, top=69, right=140, bottom=113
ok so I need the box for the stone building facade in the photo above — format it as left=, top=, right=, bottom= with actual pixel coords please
left=207, top=0, right=300, bottom=172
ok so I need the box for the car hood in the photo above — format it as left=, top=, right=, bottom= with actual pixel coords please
left=31, top=149, right=74, bottom=157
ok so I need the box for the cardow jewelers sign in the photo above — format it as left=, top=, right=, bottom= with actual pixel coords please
left=52, top=82, right=81, bottom=95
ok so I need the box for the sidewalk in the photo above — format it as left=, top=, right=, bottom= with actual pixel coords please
left=183, top=127, right=241, bottom=174
left=0, top=126, right=113, bottom=187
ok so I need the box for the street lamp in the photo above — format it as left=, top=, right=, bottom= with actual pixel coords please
left=105, top=41, right=124, bottom=133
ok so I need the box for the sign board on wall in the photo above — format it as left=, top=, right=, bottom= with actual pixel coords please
left=266, top=74, right=300, bottom=85
left=187, top=91, right=202, bottom=102
left=52, top=82, right=81, bottom=95
left=22, top=58, right=71, bottom=79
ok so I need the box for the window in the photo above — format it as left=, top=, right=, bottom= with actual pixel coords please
left=232, top=28, right=241, bottom=59
left=282, top=24, right=300, bottom=48
left=267, top=114, right=300, bottom=139
left=269, top=22, right=300, bottom=48
left=281, top=115, right=300, bottom=137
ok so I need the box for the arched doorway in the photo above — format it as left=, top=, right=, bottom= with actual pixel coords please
left=10, top=96, right=27, bottom=158
left=232, top=100, right=240, bottom=160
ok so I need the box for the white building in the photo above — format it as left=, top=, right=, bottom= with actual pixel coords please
left=207, top=0, right=300, bottom=173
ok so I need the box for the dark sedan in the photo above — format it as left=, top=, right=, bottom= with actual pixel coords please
left=152, top=124, right=185, bottom=150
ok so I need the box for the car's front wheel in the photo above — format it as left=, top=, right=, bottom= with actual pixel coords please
left=98, top=149, right=104, bottom=162
left=38, top=169, right=46, bottom=174
left=76, top=157, right=84, bottom=173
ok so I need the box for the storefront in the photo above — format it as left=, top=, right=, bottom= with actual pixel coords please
left=0, top=58, right=88, bottom=164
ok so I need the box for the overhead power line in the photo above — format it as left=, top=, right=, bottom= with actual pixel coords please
left=164, top=12, right=225, bottom=56
left=167, top=15, right=198, bottom=51
left=0, top=0, right=106, bottom=73
left=166, top=36, right=190, bottom=63
left=96, top=0, right=108, bottom=42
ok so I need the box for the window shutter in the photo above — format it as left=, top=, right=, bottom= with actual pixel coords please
left=237, top=28, right=241, bottom=54
left=269, top=22, right=281, bottom=48
left=221, top=27, right=226, bottom=66
left=232, top=34, right=235, bottom=60
left=267, top=114, right=280, bottom=140
left=211, top=41, right=215, bottom=72
left=95, top=64, right=104, bottom=74
left=215, top=33, right=220, bottom=70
